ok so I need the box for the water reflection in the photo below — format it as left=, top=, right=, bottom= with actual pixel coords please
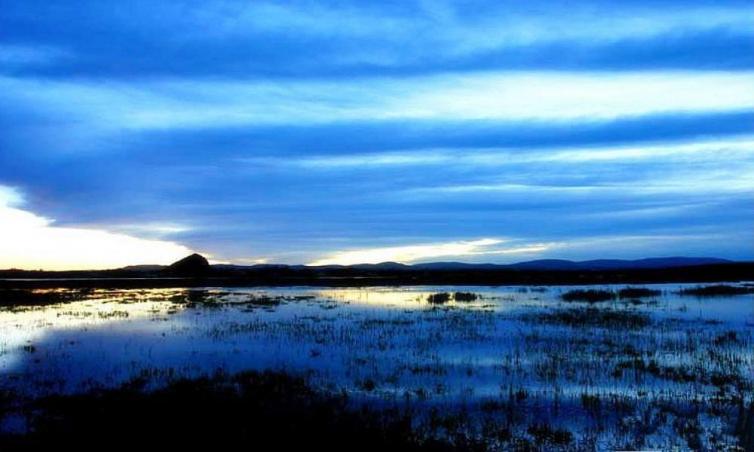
left=1, top=283, right=753, bottom=447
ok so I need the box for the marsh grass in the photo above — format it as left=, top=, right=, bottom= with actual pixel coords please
left=426, top=292, right=479, bottom=304
left=2, top=284, right=753, bottom=450
left=453, top=292, right=479, bottom=302
left=527, top=423, right=573, bottom=446
left=427, top=293, right=451, bottom=304
left=679, top=285, right=754, bottom=297
left=560, top=289, right=615, bottom=303
left=618, top=287, right=661, bottom=298
left=2, top=371, right=445, bottom=451
left=245, top=294, right=283, bottom=307
left=527, top=308, right=651, bottom=329
left=561, top=287, right=666, bottom=303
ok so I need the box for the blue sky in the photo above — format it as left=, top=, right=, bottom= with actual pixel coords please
left=1, top=0, right=753, bottom=268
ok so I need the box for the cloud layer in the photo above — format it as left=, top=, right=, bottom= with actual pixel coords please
left=1, top=0, right=752, bottom=267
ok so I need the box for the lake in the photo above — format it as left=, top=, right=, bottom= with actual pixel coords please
left=1, top=283, right=753, bottom=450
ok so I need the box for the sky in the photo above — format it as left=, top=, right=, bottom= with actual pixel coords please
left=1, top=0, right=753, bottom=269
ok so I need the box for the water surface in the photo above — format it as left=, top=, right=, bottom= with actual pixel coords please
left=1, top=284, right=753, bottom=449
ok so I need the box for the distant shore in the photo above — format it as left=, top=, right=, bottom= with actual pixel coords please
left=1, top=261, right=752, bottom=289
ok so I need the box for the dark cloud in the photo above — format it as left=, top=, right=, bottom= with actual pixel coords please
left=1, top=0, right=752, bottom=78
left=114, top=111, right=754, bottom=159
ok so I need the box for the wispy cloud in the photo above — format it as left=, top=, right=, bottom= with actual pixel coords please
left=236, top=136, right=754, bottom=170
left=3, top=1, right=752, bottom=77
left=0, top=44, right=69, bottom=67
left=3, top=72, right=754, bottom=131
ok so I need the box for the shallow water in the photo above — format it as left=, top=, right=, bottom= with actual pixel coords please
left=1, top=283, right=753, bottom=449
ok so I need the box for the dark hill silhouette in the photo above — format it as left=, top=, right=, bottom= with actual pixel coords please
left=120, top=264, right=165, bottom=272
left=504, top=257, right=731, bottom=271
left=162, top=253, right=210, bottom=276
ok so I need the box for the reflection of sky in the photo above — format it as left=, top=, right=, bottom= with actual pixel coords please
left=1, top=285, right=752, bottom=402
left=0, top=289, right=185, bottom=371
left=1, top=1, right=753, bottom=267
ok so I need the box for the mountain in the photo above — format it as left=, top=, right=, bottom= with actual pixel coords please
left=162, top=253, right=210, bottom=276
left=505, top=259, right=580, bottom=270
left=547, top=257, right=731, bottom=270
left=406, top=257, right=732, bottom=271
left=1, top=254, right=734, bottom=276
left=195, top=256, right=734, bottom=272
left=120, top=264, right=166, bottom=272
left=350, top=262, right=410, bottom=270
left=412, top=262, right=503, bottom=270
left=1, top=254, right=749, bottom=288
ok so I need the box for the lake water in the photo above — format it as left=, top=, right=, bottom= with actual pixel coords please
left=1, top=283, right=753, bottom=449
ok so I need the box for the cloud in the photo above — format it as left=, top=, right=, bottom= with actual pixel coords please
left=2, top=1, right=752, bottom=77
left=0, top=108, right=751, bottom=265
left=0, top=186, right=195, bottom=270
left=0, top=1, right=752, bottom=266
left=235, top=136, right=754, bottom=170
left=402, top=172, right=754, bottom=198
left=3, top=72, right=754, bottom=130
left=0, top=44, right=69, bottom=67
left=543, top=231, right=753, bottom=261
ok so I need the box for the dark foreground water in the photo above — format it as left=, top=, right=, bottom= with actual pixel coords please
left=1, top=284, right=753, bottom=450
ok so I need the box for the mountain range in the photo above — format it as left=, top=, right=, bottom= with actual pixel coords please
left=153, top=255, right=732, bottom=272
left=3, top=254, right=750, bottom=289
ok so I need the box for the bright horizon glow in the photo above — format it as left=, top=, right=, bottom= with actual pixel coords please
left=0, top=186, right=196, bottom=270
left=309, top=238, right=552, bottom=266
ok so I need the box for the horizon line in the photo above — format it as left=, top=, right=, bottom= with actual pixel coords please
left=0, top=255, right=744, bottom=273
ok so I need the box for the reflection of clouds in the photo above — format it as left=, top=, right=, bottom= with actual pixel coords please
left=312, top=287, right=523, bottom=308
left=2, top=285, right=751, bottom=406
left=0, top=280, right=749, bottom=425
left=313, top=288, right=430, bottom=307
left=0, top=290, right=186, bottom=373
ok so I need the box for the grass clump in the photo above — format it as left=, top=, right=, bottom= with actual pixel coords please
left=246, top=294, right=282, bottom=307
left=4, top=371, right=449, bottom=451
left=427, top=293, right=451, bottom=304
left=527, top=423, right=573, bottom=446
left=561, top=289, right=614, bottom=303
left=452, top=292, right=478, bottom=302
left=618, top=287, right=660, bottom=299
left=427, top=292, right=479, bottom=303
left=530, top=308, right=651, bottom=329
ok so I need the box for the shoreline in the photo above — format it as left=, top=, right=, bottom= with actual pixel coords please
left=0, top=262, right=752, bottom=289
